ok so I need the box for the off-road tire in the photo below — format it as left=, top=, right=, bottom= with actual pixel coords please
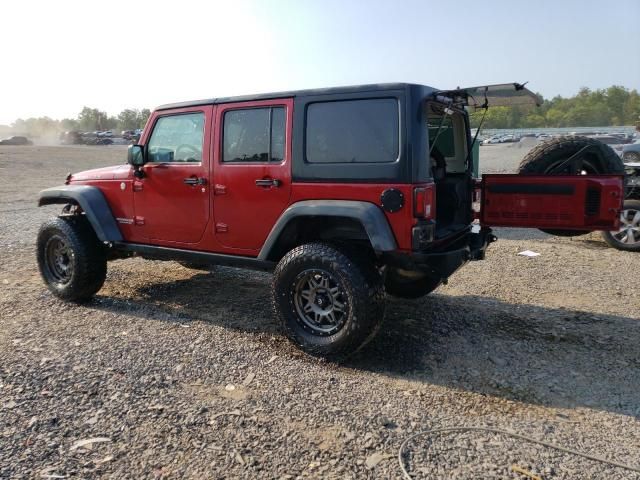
left=37, top=216, right=107, bottom=302
left=601, top=199, right=640, bottom=252
left=384, top=269, right=441, bottom=299
left=623, top=151, right=640, bottom=163
left=518, top=136, right=625, bottom=236
left=272, top=242, right=385, bottom=360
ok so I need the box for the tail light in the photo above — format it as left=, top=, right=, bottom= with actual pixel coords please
left=413, top=185, right=435, bottom=220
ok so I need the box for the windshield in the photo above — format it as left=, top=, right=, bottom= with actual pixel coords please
left=426, top=103, right=468, bottom=173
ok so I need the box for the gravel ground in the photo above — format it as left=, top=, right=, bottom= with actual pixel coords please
left=1, top=145, right=639, bottom=479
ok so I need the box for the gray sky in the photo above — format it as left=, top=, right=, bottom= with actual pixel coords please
left=1, top=0, right=639, bottom=124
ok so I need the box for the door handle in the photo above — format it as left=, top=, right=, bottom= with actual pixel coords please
left=255, top=178, right=281, bottom=187
left=184, top=177, right=207, bottom=186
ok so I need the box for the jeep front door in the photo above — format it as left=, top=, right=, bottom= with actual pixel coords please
left=133, top=107, right=212, bottom=244
left=213, top=99, right=292, bottom=252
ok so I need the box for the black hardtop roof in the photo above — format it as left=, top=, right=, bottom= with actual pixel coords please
left=155, top=82, right=437, bottom=111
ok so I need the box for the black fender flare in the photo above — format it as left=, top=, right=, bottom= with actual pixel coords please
left=258, top=200, right=398, bottom=260
left=38, top=185, right=123, bottom=242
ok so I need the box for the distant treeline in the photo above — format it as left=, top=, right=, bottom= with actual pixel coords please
left=3, top=85, right=639, bottom=138
left=470, top=86, right=640, bottom=129
left=3, top=107, right=151, bottom=138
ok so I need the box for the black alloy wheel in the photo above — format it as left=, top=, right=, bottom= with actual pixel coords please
left=272, top=242, right=385, bottom=360
left=292, top=268, right=349, bottom=336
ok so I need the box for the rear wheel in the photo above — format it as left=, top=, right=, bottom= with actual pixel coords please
left=601, top=199, right=640, bottom=251
left=37, top=216, right=107, bottom=302
left=272, top=243, right=385, bottom=360
left=518, top=136, right=625, bottom=237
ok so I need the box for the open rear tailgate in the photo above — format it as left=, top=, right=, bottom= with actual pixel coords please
left=434, top=82, right=542, bottom=109
left=480, top=175, right=624, bottom=231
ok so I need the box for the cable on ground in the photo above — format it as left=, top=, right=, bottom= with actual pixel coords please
left=398, top=426, right=640, bottom=479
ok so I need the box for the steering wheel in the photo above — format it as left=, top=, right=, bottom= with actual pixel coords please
left=175, top=144, right=201, bottom=162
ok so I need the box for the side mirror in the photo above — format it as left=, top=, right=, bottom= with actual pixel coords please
left=127, top=144, right=145, bottom=167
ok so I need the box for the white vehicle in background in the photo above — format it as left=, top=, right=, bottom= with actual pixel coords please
left=482, top=135, right=503, bottom=145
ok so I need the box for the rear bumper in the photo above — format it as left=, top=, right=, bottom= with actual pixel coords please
left=384, top=228, right=495, bottom=281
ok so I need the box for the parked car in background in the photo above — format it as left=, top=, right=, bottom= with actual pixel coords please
left=128, top=128, right=143, bottom=143
left=610, top=132, right=634, bottom=143
left=500, top=134, right=519, bottom=143
left=59, top=131, right=83, bottom=145
left=621, top=141, right=640, bottom=162
left=121, top=130, right=136, bottom=140
left=482, top=135, right=503, bottom=145
left=601, top=161, right=640, bottom=251
left=0, top=136, right=33, bottom=145
left=587, top=134, right=627, bottom=146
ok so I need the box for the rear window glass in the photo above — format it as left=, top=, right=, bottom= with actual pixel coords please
left=305, top=99, right=399, bottom=164
left=223, top=107, right=285, bottom=163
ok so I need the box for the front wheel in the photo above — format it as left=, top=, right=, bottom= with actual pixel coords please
left=601, top=200, right=640, bottom=251
left=272, top=243, right=385, bottom=360
left=37, top=216, right=107, bottom=302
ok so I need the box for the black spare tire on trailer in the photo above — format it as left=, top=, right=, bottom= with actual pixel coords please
left=517, top=136, right=625, bottom=237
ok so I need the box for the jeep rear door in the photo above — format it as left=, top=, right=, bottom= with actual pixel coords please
left=212, top=99, right=293, bottom=252
left=480, top=174, right=624, bottom=231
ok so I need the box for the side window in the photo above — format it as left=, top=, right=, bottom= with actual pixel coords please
left=305, top=98, right=399, bottom=164
left=223, top=107, right=286, bottom=162
left=270, top=107, right=285, bottom=162
left=147, top=112, right=205, bottom=163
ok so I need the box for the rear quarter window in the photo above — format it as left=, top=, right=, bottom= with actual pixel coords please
left=305, top=98, right=399, bottom=164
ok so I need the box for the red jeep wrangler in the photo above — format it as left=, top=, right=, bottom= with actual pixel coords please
left=37, top=83, right=624, bottom=359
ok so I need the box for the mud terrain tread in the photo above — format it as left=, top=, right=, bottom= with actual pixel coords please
left=37, top=216, right=107, bottom=302
left=272, top=242, right=385, bottom=361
